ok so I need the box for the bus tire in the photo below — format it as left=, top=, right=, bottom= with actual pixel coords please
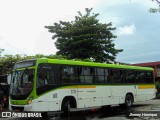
left=61, top=100, right=71, bottom=117
left=124, top=94, right=133, bottom=108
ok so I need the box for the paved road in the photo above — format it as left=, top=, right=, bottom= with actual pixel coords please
left=1, top=99, right=160, bottom=120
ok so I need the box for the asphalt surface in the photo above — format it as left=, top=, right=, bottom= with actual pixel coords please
left=1, top=99, right=160, bottom=120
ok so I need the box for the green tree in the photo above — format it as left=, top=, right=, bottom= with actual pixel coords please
left=0, top=54, right=67, bottom=78
left=0, top=54, right=36, bottom=77
left=0, top=55, right=21, bottom=76
left=46, top=8, right=123, bottom=62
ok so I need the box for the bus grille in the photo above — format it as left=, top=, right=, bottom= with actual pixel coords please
left=11, top=106, right=24, bottom=111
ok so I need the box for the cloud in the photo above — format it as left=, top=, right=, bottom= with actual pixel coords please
left=116, top=24, right=136, bottom=36
left=0, top=0, right=100, bottom=55
left=117, top=51, right=160, bottom=63
left=0, top=39, right=28, bottom=55
left=33, top=30, right=57, bottom=55
left=97, top=0, right=160, bottom=63
left=1, top=0, right=160, bottom=64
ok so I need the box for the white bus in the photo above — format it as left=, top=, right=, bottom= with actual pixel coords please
left=9, top=58, right=156, bottom=116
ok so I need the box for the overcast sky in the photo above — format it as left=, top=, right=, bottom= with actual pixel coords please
left=0, top=0, right=160, bottom=63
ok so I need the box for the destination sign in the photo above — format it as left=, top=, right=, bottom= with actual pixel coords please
left=13, top=60, right=36, bottom=69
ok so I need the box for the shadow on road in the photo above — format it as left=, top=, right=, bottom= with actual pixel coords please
left=49, top=104, right=150, bottom=120
left=0, top=104, right=150, bottom=120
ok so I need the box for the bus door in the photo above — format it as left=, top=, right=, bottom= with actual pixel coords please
left=36, top=64, right=60, bottom=111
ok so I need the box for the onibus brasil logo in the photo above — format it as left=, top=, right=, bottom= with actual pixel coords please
left=149, top=0, right=160, bottom=13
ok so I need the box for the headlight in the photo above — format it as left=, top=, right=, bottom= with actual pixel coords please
left=27, top=97, right=33, bottom=105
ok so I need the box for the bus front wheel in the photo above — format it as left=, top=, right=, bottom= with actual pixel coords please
left=61, top=100, right=71, bottom=117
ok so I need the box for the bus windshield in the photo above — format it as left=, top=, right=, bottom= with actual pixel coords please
left=10, top=69, right=34, bottom=96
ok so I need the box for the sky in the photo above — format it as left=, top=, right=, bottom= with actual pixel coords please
left=0, top=0, right=160, bottom=63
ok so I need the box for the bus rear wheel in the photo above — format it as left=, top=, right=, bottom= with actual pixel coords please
left=124, top=94, right=133, bottom=108
left=120, top=94, right=133, bottom=109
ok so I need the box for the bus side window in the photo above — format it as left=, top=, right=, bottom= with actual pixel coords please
left=61, top=66, right=70, bottom=83
left=125, top=70, right=136, bottom=83
left=108, top=69, right=113, bottom=83
left=36, top=64, right=56, bottom=95
left=37, top=64, right=55, bottom=87
left=77, top=67, right=84, bottom=83
left=137, top=71, right=145, bottom=83
left=77, top=67, right=94, bottom=84
left=46, top=70, right=55, bottom=85
left=96, top=68, right=105, bottom=83
left=83, top=67, right=92, bottom=84
left=145, top=71, right=154, bottom=83
left=61, top=65, right=76, bottom=84
left=111, top=69, right=123, bottom=83
left=105, top=69, right=109, bottom=83
left=37, top=71, right=47, bottom=87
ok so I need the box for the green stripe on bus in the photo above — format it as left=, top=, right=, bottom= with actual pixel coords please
left=36, top=58, right=153, bottom=71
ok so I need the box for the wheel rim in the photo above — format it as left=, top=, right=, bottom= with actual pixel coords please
left=126, top=98, right=131, bottom=106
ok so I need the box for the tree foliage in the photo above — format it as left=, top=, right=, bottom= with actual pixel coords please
left=45, top=8, right=123, bottom=63
left=0, top=54, right=66, bottom=77
left=0, top=55, right=31, bottom=76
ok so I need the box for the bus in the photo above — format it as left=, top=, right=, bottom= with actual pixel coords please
left=132, top=61, right=160, bottom=81
left=9, top=58, right=156, bottom=116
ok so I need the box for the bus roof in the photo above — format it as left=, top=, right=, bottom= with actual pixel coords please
left=36, top=58, right=153, bottom=71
